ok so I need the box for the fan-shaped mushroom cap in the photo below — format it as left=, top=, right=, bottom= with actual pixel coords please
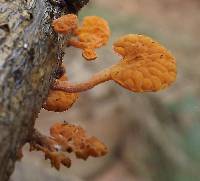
left=52, top=14, right=78, bottom=34
left=111, top=34, right=177, bottom=92
left=43, top=74, right=79, bottom=112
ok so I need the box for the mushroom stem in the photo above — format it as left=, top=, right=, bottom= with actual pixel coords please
left=67, top=39, right=85, bottom=48
left=52, top=68, right=111, bottom=93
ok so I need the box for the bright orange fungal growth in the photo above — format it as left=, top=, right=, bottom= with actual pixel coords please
left=43, top=70, right=79, bottom=112
left=50, top=122, right=108, bottom=159
left=52, top=34, right=177, bottom=93
left=52, top=14, right=78, bottom=35
left=30, top=122, right=107, bottom=170
left=68, top=16, right=110, bottom=60
left=111, top=34, right=177, bottom=92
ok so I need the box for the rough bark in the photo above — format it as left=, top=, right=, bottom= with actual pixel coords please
left=0, top=0, right=88, bottom=180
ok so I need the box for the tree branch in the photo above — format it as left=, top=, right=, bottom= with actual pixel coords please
left=0, top=0, right=88, bottom=180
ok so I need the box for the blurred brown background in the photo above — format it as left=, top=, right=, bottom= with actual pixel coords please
left=11, top=0, right=200, bottom=181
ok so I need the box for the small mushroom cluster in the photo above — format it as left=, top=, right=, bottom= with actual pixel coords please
left=68, top=16, right=110, bottom=60
left=43, top=15, right=111, bottom=113
left=29, top=13, right=177, bottom=170
left=30, top=122, right=107, bottom=170
left=52, top=14, right=110, bottom=60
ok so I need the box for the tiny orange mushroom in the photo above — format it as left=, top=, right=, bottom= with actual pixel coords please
left=43, top=67, right=79, bottom=112
left=68, top=16, right=110, bottom=60
left=52, top=15, right=110, bottom=60
left=52, top=14, right=78, bottom=35
left=52, top=34, right=177, bottom=93
left=30, top=122, right=107, bottom=170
